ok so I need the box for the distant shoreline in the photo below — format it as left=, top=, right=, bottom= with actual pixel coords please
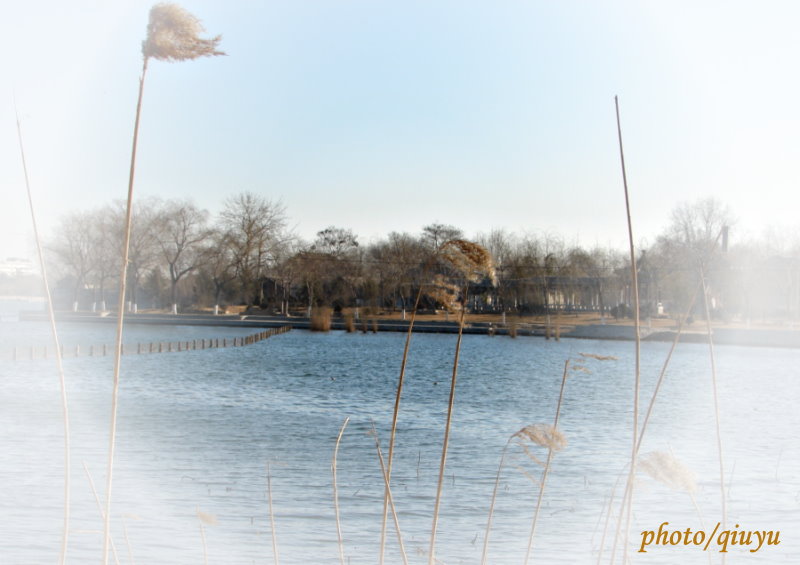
left=15, top=310, right=800, bottom=349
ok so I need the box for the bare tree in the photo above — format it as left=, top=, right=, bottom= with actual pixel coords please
left=312, top=226, right=359, bottom=257
left=105, top=199, right=160, bottom=311
left=50, top=211, right=96, bottom=310
left=197, top=227, right=239, bottom=313
left=367, top=232, right=427, bottom=312
left=89, top=211, right=121, bottom=311
left=421, top=223, right=463, bottom=251
left=312, top=226, right=361, bottom=309
left=219, top=192, right=289, bottom=306
left=153, top=199, right=209, bottom=313
left=652, top=198, right=734, bottom=319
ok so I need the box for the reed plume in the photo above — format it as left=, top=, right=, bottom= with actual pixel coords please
left=638, top=449, right=711, bottom=565
left=638, top=451, right=696, bottom=493
left=103, top=6, right=223, bottom=564
left=142, top=4, right=225, bottom=61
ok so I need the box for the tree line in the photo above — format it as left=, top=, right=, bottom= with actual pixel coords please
left=47, top=193, right=800, bottom=323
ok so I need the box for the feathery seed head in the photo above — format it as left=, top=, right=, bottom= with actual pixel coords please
left=142, top=3, right=225, bottom=62
left=639, top=451, right=697, bottom=494
left=439, top=239, right=496, bottom=285
left=196, top=509, right=218, bottom=526
left=514, top=423, right=567, bottom=452
left=579, top=352, right=619, bottom=361
left=424, top=274, right=462, bottom=312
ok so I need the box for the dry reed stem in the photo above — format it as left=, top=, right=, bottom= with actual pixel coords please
left=122, top=515, right=135, bottom=565
left=104, top=50, right=147, bottom=565
left=197, top=508, right=217, bottom=564
left=594, top=465, right=627, bottom=565
left=615, top=95, right=641, bottom=564
left=16, top=102, right=71, bottom=565
left=634, top=229, right=724, bottom=456
left=428, top=285, right=468, bottom=565
left=332, top=416, right=350, bottom=565
left=482, top=422, right=567, bottom=565
left=701, top=268, right=727, bottom=563
left=608, top=298, right=699, bottom=561
left=369, top=423, right=409, bottom=565
left=383, top=239, right=494, bottom=563
left=481, top=436, right=514, bottom=565
left=427, top=240, right=493, bottom=565
left=608, top=230, right=725, bottom=563
left=267, top=463, right=280, bottom=565
left=103, top=8, right=222, bottom=561
left=82, top=462, right=121, bottom=565
left=524, top=359, right=570, bottom=565
left=197, top=508, right=210, bottom=565
left=379, top=286, right=422, bottom=564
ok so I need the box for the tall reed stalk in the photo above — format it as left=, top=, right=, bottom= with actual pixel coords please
left=332, top=417, right=350, bottom=565
left=700, top=267, right=727, bottom=564
left=523, top=359, right=570, bottom=564
left=614, top=95, right=641, bottom=563
left=379, top=287, right=423, bottom=564
left=481, top=433, right=516, bottom=565
left=15, top=103, right=71, bottom=565
left=606, top=230, right=727, bottom=562
left=426, top=239, right=494, bottom=565
left=102, top=6, right=223, bottom=563
left=428, top=287, right=468, bottom=565
left=370, top=423, right=409, bottom=565
left=481, top=360, right=570, bottom=565
left=267, top=463, right=280, bottom=565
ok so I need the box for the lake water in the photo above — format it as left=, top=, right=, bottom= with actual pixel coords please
left=0, top=311, right=798, bottom=564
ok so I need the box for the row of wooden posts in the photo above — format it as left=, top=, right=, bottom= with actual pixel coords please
left=7, top=326, right=292, bottom=362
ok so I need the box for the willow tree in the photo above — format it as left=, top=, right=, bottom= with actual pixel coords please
left=104, top=5, right=223, bottom=564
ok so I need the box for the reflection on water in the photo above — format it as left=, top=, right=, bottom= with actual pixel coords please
left=0, top=318, right=798, bottom=564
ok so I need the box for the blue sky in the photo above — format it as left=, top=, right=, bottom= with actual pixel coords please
left=3, top=1, right=800, bottom=261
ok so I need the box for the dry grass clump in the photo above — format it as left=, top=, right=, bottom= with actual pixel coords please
left=508, top=319, right=518, bottom=338
left=310, top=307, right=332, bottom=332
left=343, top=313, right=355, bottom=333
